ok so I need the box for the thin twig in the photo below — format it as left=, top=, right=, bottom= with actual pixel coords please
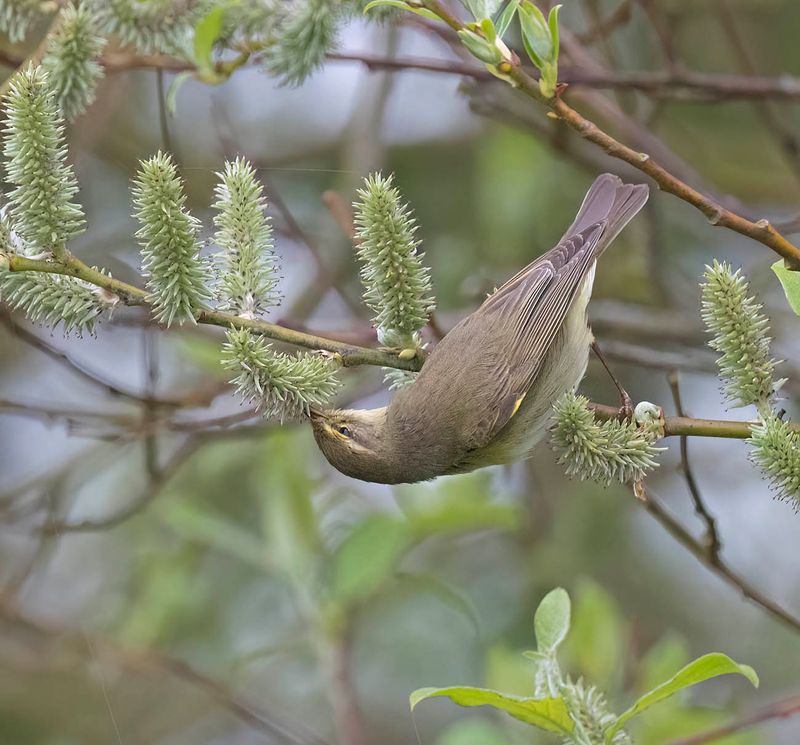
left=668, top=371, right=721, bottom=559
left=663, top=694, right=800, bottom=745
left=637, top=485, right=800, bottom=634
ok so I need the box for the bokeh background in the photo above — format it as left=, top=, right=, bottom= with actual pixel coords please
left=1, top=1, right=799, bottom=743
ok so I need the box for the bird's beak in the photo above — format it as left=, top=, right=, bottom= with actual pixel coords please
left=308, top=405, right=323, bottom=421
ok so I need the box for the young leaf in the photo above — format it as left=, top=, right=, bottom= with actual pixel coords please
left=534, top=587, right=570, bottom=653
left=771, top=259, right=800, bottom=315
left=462, top=0, right=503, bottom=20
left=458, top=28, right=503, bottom=64
left=410, top=687, right=574, bottom=735
left=518, top=2, right=551, bottom=66
left=605, top=653, right=759, bottom=741
left=548, top=4, right=561, bottom=59
left=193, top=6, right=225, bottom=78
left=495, top=0, right=519, bottom=37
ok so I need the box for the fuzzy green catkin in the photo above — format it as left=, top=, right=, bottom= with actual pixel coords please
left=90, top=0, right=196, bottom=55
left=42, top=3, right=106, bottom=122
left=701, top=261, right=781, bottom=413
left=353, top=173, right=434, bottom=341
left=561, top=679, right=631, bottom=745
left=222, top=328, right=341, bottom=420
left=213, top=158, right=278, bottom=317
left=0, top=272, right=110, bottom=335
left=132, top=152, right=210, bottom=326
left=2, top=65, right=85, bottom=256
left=353, top=172, right=435, bottom=388
left=265, top=0, right=340, bottom=86
left=748, top=415, right=800, bottom=509
left=551, top=393, right=662, bottom=485
left=0, top=0, right=44, bottom=43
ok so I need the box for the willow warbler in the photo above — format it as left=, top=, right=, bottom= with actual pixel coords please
left=311, top=173, right=648, bottom=483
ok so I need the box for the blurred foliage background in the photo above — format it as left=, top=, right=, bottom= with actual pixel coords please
left=1, top=1, right=799, bottom=743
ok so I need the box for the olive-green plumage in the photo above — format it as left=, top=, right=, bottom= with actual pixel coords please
left=311, top=174, right=649, bottom=483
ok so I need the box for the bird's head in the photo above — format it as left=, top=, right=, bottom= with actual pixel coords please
left=309, top=406, right=399, bottom=483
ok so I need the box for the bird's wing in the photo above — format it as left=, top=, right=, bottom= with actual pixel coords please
left=456, top=223, right=603, bottom=451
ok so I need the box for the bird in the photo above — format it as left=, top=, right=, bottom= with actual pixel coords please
left=310, top=173, right=649, bottom=484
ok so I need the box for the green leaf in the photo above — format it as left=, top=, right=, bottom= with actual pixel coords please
left=331, top=515, right=412, bottom=605
left=363, top=0, right=440, bottom=20
left=606, top=653, right=759, bottom=741
left=479, top=17, right=497, bottom=43
left=772, top=259, right=800, bottom=315
left=193, top=6, right=224, bottom=75
left=462, top=0, right=503, bottom=20
left=548, top=4, right=561, bottom=59
left=519, top=2, right=555, bottom=69
left=410, top=687, right=573, bottom=735
left=534, top=588, right=570, bottom=653
left=494, top=0, right=519, bottom=37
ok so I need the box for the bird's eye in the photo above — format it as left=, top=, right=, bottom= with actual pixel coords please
left=336, top=425, right=352, bottom=438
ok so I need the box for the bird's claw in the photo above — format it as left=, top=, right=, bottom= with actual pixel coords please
left=618, top=391, right=635, bottom=422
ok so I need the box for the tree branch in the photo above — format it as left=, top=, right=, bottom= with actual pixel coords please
left=3, top=251, right=423, bottom=371
left=668, top=371, right=721, bottom=560
left=329, top=51, right=800, bottom=102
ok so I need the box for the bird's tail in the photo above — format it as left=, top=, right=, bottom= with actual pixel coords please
left=563, top=173, right=649, bottom=255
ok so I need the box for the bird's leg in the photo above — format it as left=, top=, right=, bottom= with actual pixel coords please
left=591, top=341, right=634, bottom=420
